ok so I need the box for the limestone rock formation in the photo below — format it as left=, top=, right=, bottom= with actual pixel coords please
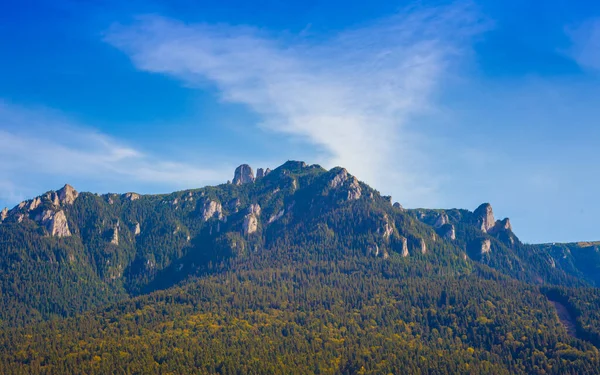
left=401, top=236, right=409, bottom=257
left=481, top=239, right=492, bottom=255
left=381, top=215, right=394, bottom=240
left=329, top=169, right=348, bottom=189
left=420, top=238, right=427, bottom=254
left=233, top=164, right=255, bottom=185
left=440, top=224, right=456, bottom=240
left=248, top=204, right=261, bottom=217
left=256, top=168, right=265, bottom=179
left=369, top=244, right=389, bottom=259
left=36, top=210, right=71, bottom=237
left=434, top=212, right=449, bottom=228
left=474, top=203, right=495, bottom=233
left=243, top=214, right=258, bottom=235
left=57, top=184, right=79, bottom=205
left=1, top=207, right=8, bottom=222
left=347, top=177, right=362, bottom=200
left=133, top=222, right=141, bottom=236
left=111, top=226, right=119, bottom=245
left=124, top=192, right=140, bottom=201
left=268, top=209, right=285, bottom=224
left=264, top=168, right=272, bottom=176
left=202, top=200, right=223, bottom=221
left=489, top=218, right=512, bottom=234
left=29, top=197, right=42, bottom=211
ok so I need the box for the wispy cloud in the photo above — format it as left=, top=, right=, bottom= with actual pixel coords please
left=566, top=18, right=600, bottom=70
left=106, top=2, right=488, bottom=206
left=0, top=101, right=228, bottom=207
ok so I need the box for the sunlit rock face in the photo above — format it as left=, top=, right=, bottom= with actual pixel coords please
left=233, top=164, right=255, bottom=185
left=474, top=203, right=495, bottom=233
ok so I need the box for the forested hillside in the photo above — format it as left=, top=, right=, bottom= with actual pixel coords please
left=1, top=161, right=599, bottom=374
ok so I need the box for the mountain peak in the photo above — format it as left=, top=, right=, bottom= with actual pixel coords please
left=233, top=164, right=255, bottom=185
left=57, top=184, right=79, bottom=205
left=474, top=203, right=495, bottom=233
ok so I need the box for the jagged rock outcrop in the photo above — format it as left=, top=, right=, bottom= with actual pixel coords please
left=233, top=164, right=255, bottom=185
left=401, top=237, right=409, bottom=257
left=420, top=238, right=427, bottom=254
left=248, top=204, right=261, bottom=217
left=369, top=244, right=389, bottom=259
left=29, top=197, right=41, bottom=211
left=36, top=210, right=71, bottom=237
left=440, top=224, right=456, bottom=240
left=124, top=192, right=140, bottom=201
left=434, top=212, right=449, bottom=228
left=393, top=202, right=404, bottom=211
left=268, top=209, right=285, bottom=224
left=202, top=200, right=223, bottom=221
left=256, top=168, right=265, bottom=179
left=329, top=168, right=349, bottom=188
left=57, top=184, right=78, bottom=205
left=474, top=203, right=495, bottom=233
left=42, top=191, right=60, bottom=206
left=1, top=207, right=8, bottom=222
left=111, top=225, right=119, bottom=245
left=347, top=177, right=362, bottom=200
left=243, top=214, right=258, bottom=235
left=489, top=218, right=512, bottom=234
left=133, top=222, right=141, bottom=236
left=380, top=215, right=394, bottom=240
left=264, top=168, right=271, bottom=176
left=481, top=239, right=492, bottom=255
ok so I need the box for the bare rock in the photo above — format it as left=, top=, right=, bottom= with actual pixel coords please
left=264, top=168, right=272, bottom=176
left=45, top=191, right=60, bottom=206
left=420, top=238, right=427, bottom=254
left=434, top=212, right=449, bottom=228
left=474, top=203, right=495, bottom=233
left=248, top=203, right=261, bottom=216
left=133, top=222, right=141, bottom=236
left=401, top=236, right=409, bottom=257
left=57, top=184, right=79, bottom=205
left=28, top=197, right=42, bottom=211
left=111, top=226, right=119, bottom=245
left=440, top=224, right=456, bottom=240
left=347, top=177, right=362, bottom=200
left=124, top=192, right=140, bottom=201
left=268, top=209, right=285, bottom=224
left=243, top=214, right=258, bottom=235
left=0, top=207, right=7, bottom=222
left=489, top=218, right=512, bottom=234
left=329, top=168, right=349, bottom=188
left=481, top=239, right=492, bottom=255
left=202, top=200, right=223, bottom=221
left=381, top=215, right=394, bottom=240
left=233, top=164, right=255, bottom=185
left=37, top=210, right=71, bottom=237
left=369, top=244, right=390, bottom=260
left=256, top=168, right=265, bottom=179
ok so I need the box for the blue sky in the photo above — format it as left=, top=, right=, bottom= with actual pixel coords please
left=1, top=0, right=599, bottom=243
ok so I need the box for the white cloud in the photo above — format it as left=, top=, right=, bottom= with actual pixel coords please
left=0, top=101, right=229, bottom=207
left=566, top=18, right=600, bottom=70
left=106, top=2, right=488, bottom=206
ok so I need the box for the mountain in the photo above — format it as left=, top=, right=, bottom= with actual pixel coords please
left=1, top=161, right=600, bottom=374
